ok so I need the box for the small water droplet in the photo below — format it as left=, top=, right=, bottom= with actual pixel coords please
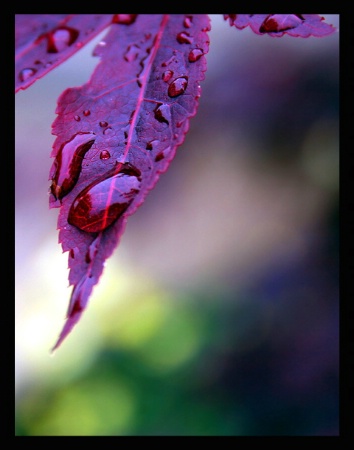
left=188, top=48, right=204, bottom=62
left=46, top=26, right=79, bottom=53
left=154, top=104, right=171, bottom=124
left=146, top=140, right=158, bottom=150
left=99, top=121, right=108, bottom=127
left=45, top=61, right=53, bottom=68
left=68, top=163, right=141, bottom=233
left=69, top=248, right=75, bottom=259
left=103, top=127, right=113, bottom=136
left=145, top=32, right=152, bottom=40
left=124, top=44, right=140, bottom=62
left=168, top=77, right=188, bottom=98
left=155, top=152, right=164, bottom=162
left=74, top=115, right=81, bottom=121
left=259, top=14, right=302, bottom=33
left=112, top=14, right=138, bottom=25
left=50, top=133, right=96, bottom=201
left=176, top=31, right=193, bottom=44
left=162, top=70, right=173, bottom=82
left=19, top=67, right=37, bottom=82
left=183, top=16, right=193, bottom=28
left=83, top=110, right=91, bottom=116
left=100, top=150, right=111, bottom=160
left=34, top=60, right=42, bottom=65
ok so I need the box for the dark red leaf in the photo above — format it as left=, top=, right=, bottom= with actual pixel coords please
left=224, top=14, right=336, bottom=37
left=15, top=14, right=113, bottom=92
left=50, top=14, right=210, bottom=351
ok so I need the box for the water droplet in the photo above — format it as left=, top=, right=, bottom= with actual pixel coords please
left=19, top=67, right=37, bottom=82
left=188, top=48, right=204, bottom=62
left=146, top=140, right=158, bottom=150
left=145, top=32, right=152, bottom=40
left=176, top=31, right=193, bottom=44
left=74, top=115, right=81, bottom=121
left=183, top=16, right=193, bottom=28
left=154, top=104, right=171, bottom=124
left=155, top=152, right=164, bottom=162
left=50, top=133, right=96, bottom=201
left=124, top=44, right=140, bottom=62
left=100, top=150, right=111, bottom=160
left=260, top=14, right=302, bottom=33
left=69, top=249, right=75, bottom=259
left=83, top=110, right=91, bottom=116
left=68, top=163, right=141, bottom=233
left=168, top=77, right=188, bottom=98
left=162, top=70, right=173, bottom=82
left=45, top=61, right=53, bottom=68
left=103, top=127, right=113, bottom=136
left=46, top=26, right=79, bottom=53
left=34, top=60, right=42, bottom=65
left=99, top=121, right=108, bottom=127
left=112, top=14, right=138, bottom=25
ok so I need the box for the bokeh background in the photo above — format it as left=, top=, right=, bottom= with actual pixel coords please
left=15, top=15, right=339, bottom=436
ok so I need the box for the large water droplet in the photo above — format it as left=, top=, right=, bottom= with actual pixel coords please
left=154, top=104, right=171, bottom=124
left=46, top=26, right=79, bottom=53
left=100, top=150, right=111, bottom=160
left=188, top=48, right=204, bottom=62
left=50, top=133, right=96, bottom=201
left=168, top=77, right=188, bottom=98
left=162, top=70, right=173, bottom=82
left=259, top=14, right=303, bottom=33
left=19, top=67, right=37, bottom=82
left=124, top=44, right=140, bottom=62
left=112, top=14, right=138, bottom=25
left=176, top=31, right=193, bottom=44
left=68, top=163, right=141, bottom=233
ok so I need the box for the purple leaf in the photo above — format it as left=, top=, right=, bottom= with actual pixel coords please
left=15, top=14, right=113, bottom=92
left=224, top=14, right=336, bottom=37
left=50, top=14, right=210, bottom=351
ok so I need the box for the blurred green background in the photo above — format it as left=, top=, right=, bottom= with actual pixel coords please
left=15, top=15, right=339, bottom=436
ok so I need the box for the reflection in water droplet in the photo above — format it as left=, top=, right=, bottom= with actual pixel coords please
left=154, top=104, right=171, bottom=124
left=99, top=121, right=108, bottom=127
left=183, top=16, right=193, bottom=28
left=83, top=110, right=91, bottom=116
left=162, top=70, right=173, bottom=82
left=124, top=44, right=140, bottom=62
left=68, top=163, right=141, bottom=233
left=112, top=14, right=138, bottom=25
left=188, top=48, right=204, bottom=62
left=168, top=77, right=188, bottom=98
left=46, top=26, right=79, bottom=53
left=74, top=115, right=81, bottom=121
left=19, top=67, right=37, bottom=82
left=100, top=150, right=111, bottom=160
left=176, top=31, right=193, bottom=44
left=50, top=133, right=96, bottom=201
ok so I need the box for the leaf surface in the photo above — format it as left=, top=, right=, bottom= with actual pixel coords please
left=224, top=14, right=336, bottom=37
left=50, top=14, right=210, bottom=351
left=15, top=14, right=113, bottom=92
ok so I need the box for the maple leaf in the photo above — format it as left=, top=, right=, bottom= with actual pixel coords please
left=15, top=14, right=113, bottom=92
left=224, top=14, right=336, bottom=37
left=48, top=14, right=210, bottom=350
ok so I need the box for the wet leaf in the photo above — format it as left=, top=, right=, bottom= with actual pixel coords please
left=50, top=14, right=210, bottom=350
left=224, top=14, right=336, bottom=38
